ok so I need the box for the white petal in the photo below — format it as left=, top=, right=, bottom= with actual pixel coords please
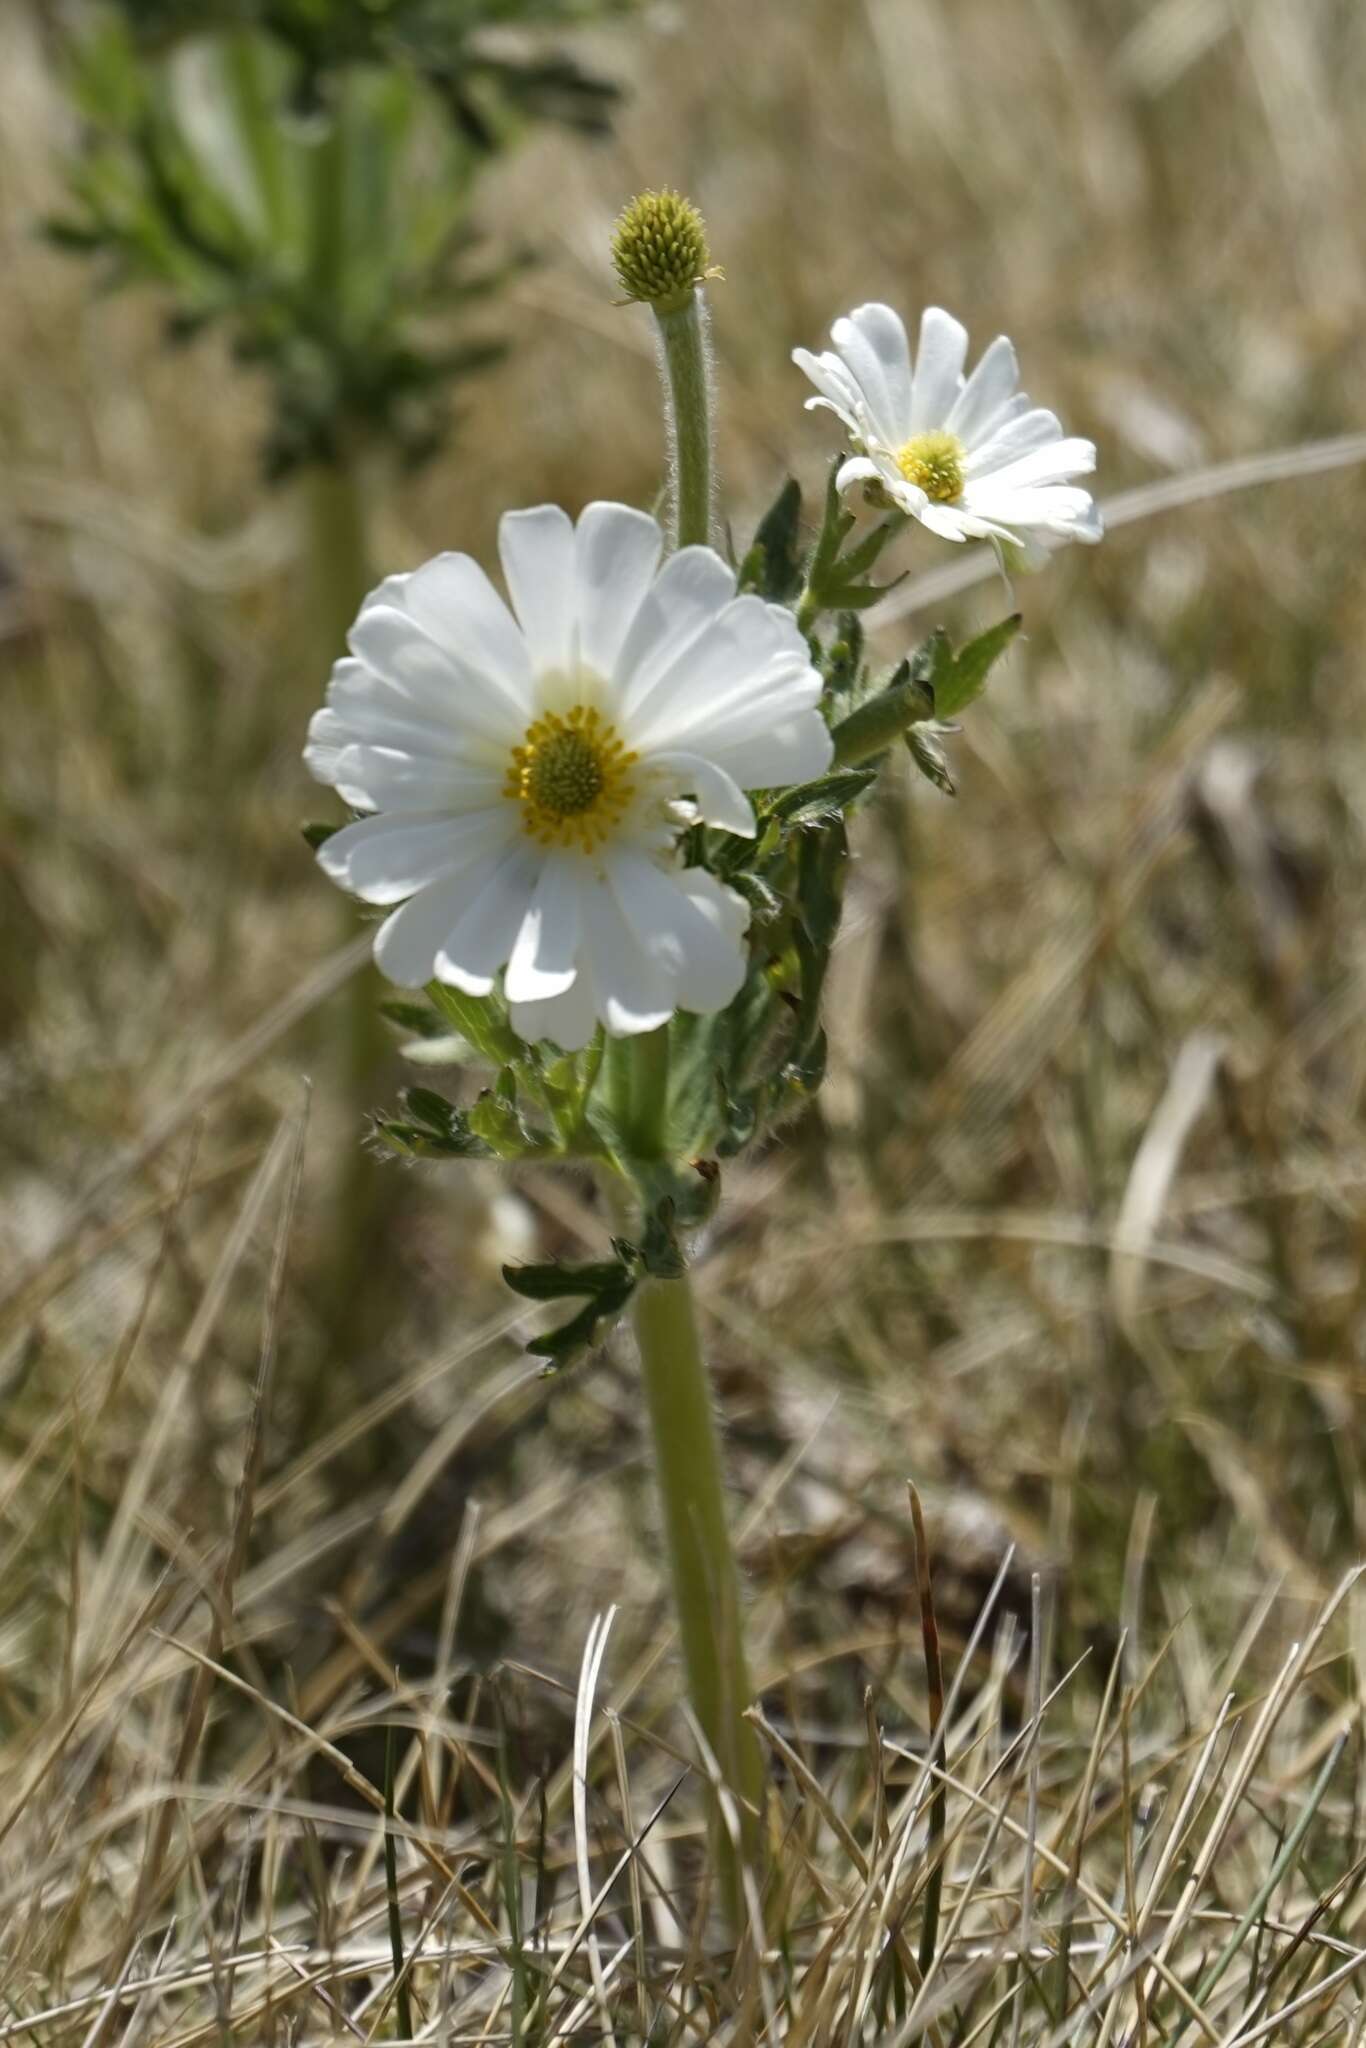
left=835, top=453, right=891, bottom=495
left=630, top=596, right=821, bottom=753
left=837, top=448, right=933, bottom=519
left=946, top=334, right=1020, bottom=445
left=844, top=303, right=914, bottom=434
left=434, top=842, right=541, bottom=994
left=305, top=697, right=374, bottom=804
left=317, top=810, right=508, bottom=905
left=706, top=710, right=834, bottom=791
left=909, top=307, right=969, bottom=432
left=314, top=658, right=492, bottom=763
left=614, top=545, right=738, bottom=723
left=830, top=303, right=911, bottom=445
left=792, top=346, right=868, bottom=433
left=608, top=852, right=748, bottom=1016
left=963, top=484, right=1102, bottom=541
left=581, top=879, right=673, bottom=1037
left=349, top=605, right=522, bottom=750
left=328, top=743, right=503, bottom=815
left=967, top=437, right=1096, bottom=491
left=574, top=502, right=663, bottom=680
left=511, top=967, right=600, bottom=1052
left=373, top=876, right=469, bottom=989
left=649, top=752, right=756, bottom=835
left=503, top=855, right=584, bottom=1004
left=916, top=500, right=1001, bottom=544
left=357, top=571, right=412, bottom=616
left=674, top=864, right=750, bottom=947
left=498, top=506, right=576, bottom=676
left=400, top=553, right=534, bottom=717
left=964, top=408, right=1064, bottom=476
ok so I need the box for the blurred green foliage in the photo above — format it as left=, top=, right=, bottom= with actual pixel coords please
left=49, top=0, right=632, bottom=473
left=112, top=0, right=631, bottom=133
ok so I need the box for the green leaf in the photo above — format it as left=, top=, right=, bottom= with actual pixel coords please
left=376, top=1086, right=493, bottom=1160
left=428, top=980, right=524, bottom=1067
left=739, top=476, right=805, bottom=603
left=764, top=769, right=877, bottom=829
left=503, top=1258, right=635, bottom=1303
left=796, top=822, right=849, bottom=953
left=380, top=999, right=452, bottom=1040
left=301, top=819, right=342, bottom=849
left=467, top=1087, right=544, bottom=1158
left=931, top=613, right=1022, bottom=718
left=821, top=613, right=866, bottom=697
left=725, top=869, right=784, bottom=923
left=504, top=1248, right=641, bottom=1370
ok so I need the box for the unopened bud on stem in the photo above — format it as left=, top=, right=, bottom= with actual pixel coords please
left=611, top=188, right=715, bottom=317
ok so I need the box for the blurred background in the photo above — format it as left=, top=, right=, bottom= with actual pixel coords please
left=3, top=0, right=1366, bottom=1863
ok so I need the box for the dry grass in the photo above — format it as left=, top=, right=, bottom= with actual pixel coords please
left=3, top=0, right=1366, bottom=2036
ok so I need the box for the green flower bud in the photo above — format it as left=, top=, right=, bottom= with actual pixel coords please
left=611, top=188, right=713, bottom=315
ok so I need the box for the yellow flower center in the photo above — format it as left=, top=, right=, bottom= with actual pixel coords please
left=895, top=429, right=966, bottom=503
left=504, top=704, right=638, bottom=853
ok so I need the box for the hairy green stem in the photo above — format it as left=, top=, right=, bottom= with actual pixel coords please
left=654, top=294, right=714, bottom=550
left=632, top=1259, right=764, bottom=1929
left=625, top=265, right=760, bottom=1928
left=616, top=1019, right=763, bottom=1931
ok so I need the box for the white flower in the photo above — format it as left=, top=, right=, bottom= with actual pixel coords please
left=794, top=302, right=1101, bottom=553
left=305, top=502, right=833, bottom=1050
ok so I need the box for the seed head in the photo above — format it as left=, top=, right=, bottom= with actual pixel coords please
left=611, top=189, right=712, bottom=315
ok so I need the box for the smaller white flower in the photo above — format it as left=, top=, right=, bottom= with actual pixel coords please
left=794, top=302, right=1101, bottom=553
left=305, top=503, right=833, bottom=1050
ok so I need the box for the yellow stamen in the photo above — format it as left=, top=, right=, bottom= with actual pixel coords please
left=503, top=703, right=638, bottom=855
left=894, top=429, right=966, bottom=503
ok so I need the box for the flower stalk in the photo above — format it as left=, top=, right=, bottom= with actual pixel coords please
left=656, top=295, right=715, bottom=549
left=619, top=187, right=761, bottom=1928
left=631, top=1262, right=765, bottom=1925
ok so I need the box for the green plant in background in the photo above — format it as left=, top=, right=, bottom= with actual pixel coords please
left=49, top=2, right=629, bottom=475
left=303, top=187, right=1098, bottom=1930
left=47, top=0, right=635, bottom=1335
left=115, top=0, right=631, bottom=136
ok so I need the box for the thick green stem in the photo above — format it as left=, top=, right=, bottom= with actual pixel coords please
left=607, top=1024, right=670, bottom=1161
left=632, top=1261, right=764, bottom=1928
left=626, top=267, right=758, bottom=1928
left=654, top=295, right=714, bottom=550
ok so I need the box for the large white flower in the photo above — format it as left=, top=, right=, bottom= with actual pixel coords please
left=794, top=302, right=1101, bottom=552
left=305, top=502, right=833, bottom=1050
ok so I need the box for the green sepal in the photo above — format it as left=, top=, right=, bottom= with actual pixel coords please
left=799, top=462, right=910, bottom=621
left=301, top=820, right=342, bottom=850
